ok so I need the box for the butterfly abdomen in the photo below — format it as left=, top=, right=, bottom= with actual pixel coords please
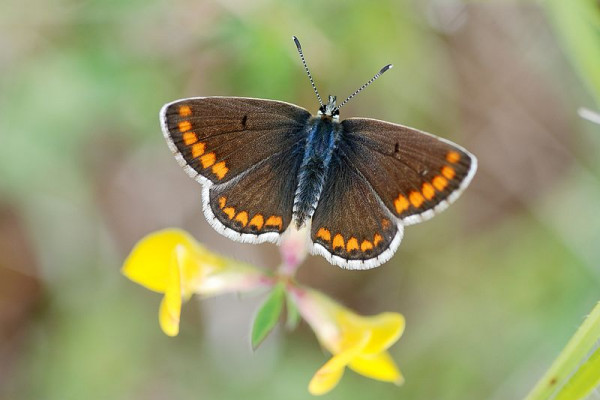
left=293, top=117, right=342, bottom=227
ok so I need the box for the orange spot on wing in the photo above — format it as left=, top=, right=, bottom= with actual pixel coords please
left=441, top=166, right=456, bottom=180
left=361, top=240, right=373, bottom=252
left=200, top=152, right=216, bottom=168
left=442, top=166, right=456, bottom=179
left=234, top=211, right=248, bottom=227
left=332, top=234, right=345, bottom=250
left=394, top=195, right=410, bottom=214
left=178, top=120, right=192, bottom=132
left=446, top=151, right=461, bottom=163
left=373, top=234, right=383, bottom=247
left=223, top=207, right=235, bottom=220
left=179, top=105, right=192, bottom=117
left=183, top=131, right=197, bottom=145
left=422, top=182, right=436, bottom=200
left=265, top=216, right=283, bottom=230
left=316, top=228, right=331, bottom=242
left=433, top=175, right=448, bottom=191
left=346, top=237, right=359, bottom=252
left=191, top=142, right=205, bottom=157
left=249, top=214, right=264, bottom=230
left=409, top=191, right=424, bottom=208
left=212, top=161, right=229, bottom=180
left=218, top=196, right=227, bottom=209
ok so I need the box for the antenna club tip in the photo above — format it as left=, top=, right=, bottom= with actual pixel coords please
left=292, top=36, right=301, bottom=50
left=380, top=64, right=393, bottom=74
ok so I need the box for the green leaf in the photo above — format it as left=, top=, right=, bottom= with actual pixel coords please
left=251, top=284, right=285, bottom=350
left=554, top=346, right=600, bottom=400
left=285, top=292, right=301, bottom=331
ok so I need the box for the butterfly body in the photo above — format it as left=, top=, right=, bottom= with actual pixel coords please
left=294, top=109, right=342, bottom=227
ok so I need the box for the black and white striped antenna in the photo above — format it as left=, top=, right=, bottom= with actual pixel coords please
left=293, top=36, right=324, bottom=107
left=293, top=36, right=392, bottom=113
left=335, top=64, right=393, bottom=112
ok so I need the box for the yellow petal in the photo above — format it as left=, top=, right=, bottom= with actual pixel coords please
left=308, top=328, right=371, bottom=395
left=159, top=248, right=183, bottom=336
left=175, top=242, right=204, bottom=300
left=337, top=321, right=372, bottom=352
left=159, top=296, right=180, bottom=336
left=121, top=229, right=199, bottom=293
left=348, top=352, right=404, bottom=384
left=339, top=312, right=405, bottom=355
left=123, top=228, right=269, bottom=337
left=309, top=361, right=345, bottom=396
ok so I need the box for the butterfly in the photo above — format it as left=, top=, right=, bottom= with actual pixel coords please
left=160, top=36, right=477, bottom=270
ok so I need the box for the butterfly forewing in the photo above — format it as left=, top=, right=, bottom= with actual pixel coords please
left=340, top=118, right=477, bottom=225
left=161, top=97, right=311, bottom=184
left=161, top=97, right=311, bottom=243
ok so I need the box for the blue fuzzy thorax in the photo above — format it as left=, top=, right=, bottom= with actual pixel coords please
left=293, top=116, right=342, bottom=227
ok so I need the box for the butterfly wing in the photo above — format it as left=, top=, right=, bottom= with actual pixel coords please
left=340, top=118, right=477, bottom=225
left=160, top=97, right=311, bottom=243
left=309, top=118, right=477, bottom=269
left=310, top=152, right=403, bottom=269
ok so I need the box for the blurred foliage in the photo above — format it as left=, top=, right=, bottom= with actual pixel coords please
left=0, top=0, right=599, bottom=399
left=545, top=0, right=600, bottom=107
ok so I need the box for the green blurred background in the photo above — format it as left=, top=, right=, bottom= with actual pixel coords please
left=1, top=0, right=600, bottom=399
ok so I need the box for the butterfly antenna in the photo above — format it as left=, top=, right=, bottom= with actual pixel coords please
left=293, top=36, right=324, bottom=107
left=335, top=64, right=393, bottom=112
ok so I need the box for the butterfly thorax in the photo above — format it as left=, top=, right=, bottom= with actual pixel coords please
left=292, top=114, right=342, bottom=228
left=318, top=95, right=340, bottom=121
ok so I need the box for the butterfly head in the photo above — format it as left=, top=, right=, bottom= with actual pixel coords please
left=318, top=95, right=340, bottom=121
left=293, top=36, right=392, bottom=123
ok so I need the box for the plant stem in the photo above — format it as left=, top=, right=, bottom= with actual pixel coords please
left=523, top=301, right=600, bottom=400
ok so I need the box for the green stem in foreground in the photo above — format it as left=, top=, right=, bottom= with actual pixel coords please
left=524, top=301, right=600, bottom=400
left=553, top=346, right=600, bottom=400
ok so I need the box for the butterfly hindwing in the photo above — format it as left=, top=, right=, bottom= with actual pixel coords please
left=340, top=118, right=477, bottom=225
left=206, top=143, right=304, bottom=243
left=309, top=151, right=403, bottom=269
left=160, top=97, right=311, bottom=243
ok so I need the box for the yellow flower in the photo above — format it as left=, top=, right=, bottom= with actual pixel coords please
left=122, top=228, right=268, bottom=336
left=290, top=288, right=405, bottom=395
